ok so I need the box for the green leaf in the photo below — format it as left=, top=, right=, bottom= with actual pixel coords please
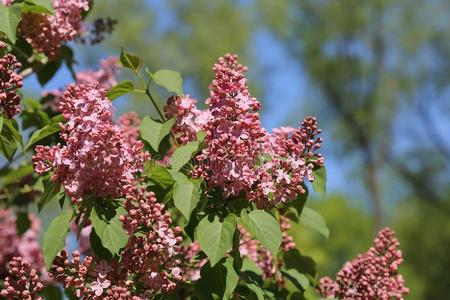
left=38, top=179, right=63, bottom=212
left=168, top=169, right=188, bottom=181
left=173, top=178, right=201, bottom=221
left=170, top=140, right=199, bottom=171
left=140, top=116, right=175, bottom=152
left=36, top=59, right=62, bottom=86
left=300, top=207, right=329, bottom=238
left=0, top=4, right=21, bottom=42
left=0, top=164, right=33, bottom=186
left=196, top=130, right=206, bottom=143
left=89, top=228, right=113, bottom=261
left=21, top=0, right=54, bottom=14
left=43, top=210, right=72, bottom=269
left=16, top=212, right=31, bottom=235
left=60, top=45, right=75, bottom=78
left=281, top=268, right=310, bottom=291
left=0, top=119, right=18, bottom=161
left=286, top=185, right=308, bottom=223
left=311, top=166, right=326, bottom=196
left=151, top=69, right=183, bottom=96
left=241, top=257, right=263, bottom=276
left=247, top=283, right=265, bottom=300
left=283, top=249, right=317, bottom=279
left=144, top=161, right=175, bottom=189
left=197, top=214, right=236, bottom=267
left=107, top=80, right=134, bottom=100
left=194, top=256, right=240, bottom=300
left=120, top=48, right=142, bottom=71
left=90, top=205, right=128, bottom=255
left=4, top=118, right=23, bottom=149
left=26, top=114, right=63, bottom=150
left=240, top=210, right=282, bottom=256
left=40, top=284, right=63, bottom=300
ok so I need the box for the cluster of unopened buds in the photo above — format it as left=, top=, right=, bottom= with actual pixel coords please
left=19, top=0, right=90, bottom=59
left=0, top=257, right=44, bottom=300
left=318, top=227, right=409, bottom=299
left=0, top=42, right=23, bottom=119
left=33, top=83, right=149, bottom=203
left=0, top=210, right=45, bottom=278
left=49, top=185, right=183, bottom=298
left=44, top=55, right=119, bottom=111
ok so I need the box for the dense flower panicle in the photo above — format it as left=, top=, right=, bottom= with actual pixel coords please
left=118, top=111, right=141, bottom=142
left=163, top=54, right=325, bottom=207
left=50, top=250, right=94, bottom=298
left=0, top=51, right=23, bottom=118
left=45, top=56, right=119, bottom=111
left=0, top=210, right=45, bottom=278
left=32, top=84, right=149, bottom=202
left=0, top=257, right=44, bottom=300
left=249, top=117, right=324, bottom=207
left=164, top=95, right=210, bottom=144
left=120, top=185, right=183, bottom=295
left=19, top=0, right=89, bottom=58
left=76, top=56, right=119, bottom=89
left=280, top=215, right=296, bottom=251
left=179, top=241, right=207, bottom=282
left=51, top=186, right=183, bottom=298
left=194, top=54, right=266, bottom=198
left=318, top=228, right=409, bottom=300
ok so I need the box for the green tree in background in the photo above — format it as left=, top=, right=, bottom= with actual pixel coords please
left=79, top=1, right=450, bottom=298
left=260, top=0, right=450, bottom=228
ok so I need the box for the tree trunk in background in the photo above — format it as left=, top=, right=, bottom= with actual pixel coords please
left=367, top=160, right=382, bottom=230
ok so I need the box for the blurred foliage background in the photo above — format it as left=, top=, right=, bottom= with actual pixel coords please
left=27, top=0, right=450, bottom=299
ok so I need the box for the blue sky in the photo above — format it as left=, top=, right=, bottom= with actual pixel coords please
left=19, top=0, right=450, bottom=214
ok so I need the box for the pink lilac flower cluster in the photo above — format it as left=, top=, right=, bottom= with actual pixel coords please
left=0, top=210, right=45, bottom=278
left=164, top=95, right=210, bottom=144
left=118, top=111, right=141, bottom=142
left=51, top=252, right=115, bottom=299
left=1, top=0, right=13, bottom=6
left=120, top=184, right=183, bottom=295
left=50, top=185, right=183, bottom=298
left=194, top=54, right=266, bottom=198
left=0, top=257, right=44, bottom=300
left=179, top=241, right=207, bottom=282
left=318, top=227, right=409, bottom=300
left=33, top=84, right=148, bottom=203
left=45, top=56, right=119, bottom=111
left=76, top=56, right=119, bottom=89
left=50, top=250, right=94, bottom=298
left=19, top=0, right=89, bottom=58
left=238, top=216, right=295, bottom=283
left=166, top=54, right=324, bottom=208
left=0, top=45, right=23, bottom=119
left=248, top=118, right=324, bottom=207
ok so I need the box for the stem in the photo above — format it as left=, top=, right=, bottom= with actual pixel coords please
left=133, top=71, right=166, bottom=122
left=146, top=89, right=166, bottom=122
left=19, top=67, right=33, bottom=79
left=133, top=69, right=179, bottom=146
